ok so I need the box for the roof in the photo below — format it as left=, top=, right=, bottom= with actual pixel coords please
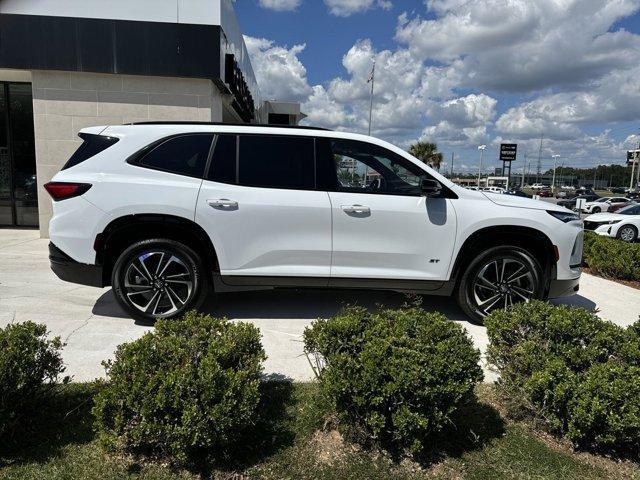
left=125, top=121, right=331, bottom=131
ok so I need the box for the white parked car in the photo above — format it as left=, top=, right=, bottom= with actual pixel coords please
left=530, top=183, right=547, bottom=190
left=480, top=186, right=506, bottom=194
left=45, top=123, right=583, bottom=324
left=579, top=196, right=630, bottom=214
left=584, top=204, right=640, bottom=242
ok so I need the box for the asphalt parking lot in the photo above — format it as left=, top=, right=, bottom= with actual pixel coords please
left=2, top=228, right=639, bottom=383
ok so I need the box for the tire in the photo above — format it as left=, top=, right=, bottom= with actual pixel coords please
left=592, top=207, right=601, bottom=213
left=111, top=238, right=208, bottom=323
left=617, top=225, right=638, bottom=243
left=455, top=246, right=544, bottom=325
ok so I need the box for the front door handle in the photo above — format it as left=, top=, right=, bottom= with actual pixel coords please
left=207, top=199, right=238, bottom=209
left=341, top=204, right=370, bottom=214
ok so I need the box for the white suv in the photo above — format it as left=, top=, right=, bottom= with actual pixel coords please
left=45, top=123, right=584, bottom=324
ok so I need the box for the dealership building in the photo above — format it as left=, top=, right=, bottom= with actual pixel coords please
left=0, top=0, right=303, bottom=235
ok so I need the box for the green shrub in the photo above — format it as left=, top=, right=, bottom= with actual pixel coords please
left=92, top=312, right=266, bottom=465
left=568, top=361, right=640, bottom=452
left=486, top=301, right=640, bottom=454
left=582, top=232, right=640, bottom=281
left=0, top=322, right=66, bottom=442
left=304, top=306, right=483, bottom=453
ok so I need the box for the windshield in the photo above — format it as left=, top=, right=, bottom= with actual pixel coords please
left=618, top=205, right=640, bottom=215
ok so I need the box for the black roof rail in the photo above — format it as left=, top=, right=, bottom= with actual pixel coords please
left=123, top=121, right=332, bottom=131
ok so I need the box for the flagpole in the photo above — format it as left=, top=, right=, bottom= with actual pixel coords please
left=367, top=60, right=375, bottom=136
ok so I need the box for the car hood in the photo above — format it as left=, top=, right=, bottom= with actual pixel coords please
left=584, top=212, right=626, bottom=222
left=482, top=192, right=569, bottom=212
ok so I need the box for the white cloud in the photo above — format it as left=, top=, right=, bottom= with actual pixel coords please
left=495, top=65, right=640, bottom=140
left=258, top=0, right=302, bottom=11
left=324, top=0, right=392, bottom=17
left=396, top=0, right=640, bottom=92
left=243, top=36, right=313, bottom=102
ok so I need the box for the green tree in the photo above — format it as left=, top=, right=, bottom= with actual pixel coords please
left=409, top=141, right=443, bottom=170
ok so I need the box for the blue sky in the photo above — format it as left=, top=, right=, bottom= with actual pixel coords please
left=235, top=0, right=640, bottom=174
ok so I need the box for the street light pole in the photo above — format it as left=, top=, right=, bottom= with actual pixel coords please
left=477, top=145, right=487, bottom=187
left=551, top=154, right=560, bottom=193
left=367, top=60, right=375, bottom=136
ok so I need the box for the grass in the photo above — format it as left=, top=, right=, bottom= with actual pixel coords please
left=1, top=383, right=638, bottom=480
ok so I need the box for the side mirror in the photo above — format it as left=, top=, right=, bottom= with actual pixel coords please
left=420, top=178, right=442, bottom=197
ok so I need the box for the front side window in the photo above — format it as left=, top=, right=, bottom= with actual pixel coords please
left=237, top=135, right=315, bottom=190
left=330, top=139, right=427, bottom=196
left=137, top=134, right=213, bottom=178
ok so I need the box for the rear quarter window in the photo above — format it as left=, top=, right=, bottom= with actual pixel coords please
left=134, top=133, right=214, bottom=179
left=62, top=133, right=119, bottom=170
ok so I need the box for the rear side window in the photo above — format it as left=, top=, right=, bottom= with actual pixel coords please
left=62, top=133, right=119, bottom=170
left=137, top=134, right=213, bottom=178
left=238, top=135, right=315, bottom=190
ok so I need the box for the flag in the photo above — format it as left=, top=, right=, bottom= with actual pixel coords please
left=367, top=62, right=375, bottom=83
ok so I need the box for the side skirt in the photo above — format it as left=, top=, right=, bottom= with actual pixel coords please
left=213, top=274, right=455, bottom=297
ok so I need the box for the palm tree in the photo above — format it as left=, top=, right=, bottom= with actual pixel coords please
left=409, top=141, right=443, bottom=170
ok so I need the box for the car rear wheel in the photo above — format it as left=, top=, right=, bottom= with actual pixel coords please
left=455, top=246, right=544, bottom=325
left=112, top=238, right=208, bottom=323
left=617, top=225, right=638, bottom=243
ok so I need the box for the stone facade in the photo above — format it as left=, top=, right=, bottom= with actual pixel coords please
left=32, top=71, right=223, bottom=236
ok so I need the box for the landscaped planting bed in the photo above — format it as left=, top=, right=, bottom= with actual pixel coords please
left=2, top=308, right=639, bottom=479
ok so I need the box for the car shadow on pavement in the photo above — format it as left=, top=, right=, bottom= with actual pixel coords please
left=92, top=288, right=598, bottom=327
left=92, top=287, right=472, bottom=324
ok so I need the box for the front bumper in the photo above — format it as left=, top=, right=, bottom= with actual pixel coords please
left=548, top=277, right=580, bottom=298
left=49, top=243, right=104, bottom=288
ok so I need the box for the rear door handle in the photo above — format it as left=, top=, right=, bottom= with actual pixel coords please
left=341, top=204, right=370, bottom=214
left=207, top=198, right=238, bottom=209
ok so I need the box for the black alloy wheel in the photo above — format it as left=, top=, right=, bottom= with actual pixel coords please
left=112, top=239, right=208, bottom=323
left=456, top=246, right=544, bottom=324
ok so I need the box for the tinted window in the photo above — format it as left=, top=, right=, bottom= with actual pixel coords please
left=138, top=134, right=213, bottom=178
left=238, top=135, right=315, bottom=190
left=208, top=134, right=237, bottom=183
left=330, top=139, right=427, bottom=196
left=63, top=133, right=119, bottom=170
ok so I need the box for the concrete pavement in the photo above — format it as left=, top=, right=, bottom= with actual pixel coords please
left=1, top=228, right=639, bottom=383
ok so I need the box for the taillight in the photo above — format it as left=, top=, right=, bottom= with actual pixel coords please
left=44, top=182, right=92, bottom=201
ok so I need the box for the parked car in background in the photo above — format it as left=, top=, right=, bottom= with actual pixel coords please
left=610, top=186, right=627, bottom=194
left=480, top=186, right=506, bottom=194
left=557, top=194, right=600, bottom=210
left=609, top=200, right=636, bottom=213
left=538, top=189, right=552, bottom=198
left=580, top=197, right=630, bottom=214
left=504, top=189, right=532, bottom=198
left=45, top=122, right=584, bottom=324
left=584, top=204, right=640, bottom=242
left=530, top=183, right=547, bottom=190
left=628, top=191, right=640, bottom=200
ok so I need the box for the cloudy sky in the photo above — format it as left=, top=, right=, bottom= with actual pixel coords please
left=235, top=0, right=640, bottom=174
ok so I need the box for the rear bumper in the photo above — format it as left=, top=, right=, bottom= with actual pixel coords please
left=548, top=276, right=580, bottom=298
left=49, top=242, right=104, bottom=288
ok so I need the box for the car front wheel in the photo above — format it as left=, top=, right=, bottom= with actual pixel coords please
left=617, top=225, right=638, bottom=243
left=112, top=238, right=208, bottom=323
left=455, top=246, right=544, bottom=324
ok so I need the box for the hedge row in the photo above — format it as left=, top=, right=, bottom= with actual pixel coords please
left=486, top=301, right=640, bottom=454
left=5, top=303, right=639, bottom=462
left=583, top=231, right=640, bottom=281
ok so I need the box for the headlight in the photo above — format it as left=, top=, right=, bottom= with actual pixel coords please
left=602, top=220, right=621, bottom=225
left=547, top=210, right=580, bottom=223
